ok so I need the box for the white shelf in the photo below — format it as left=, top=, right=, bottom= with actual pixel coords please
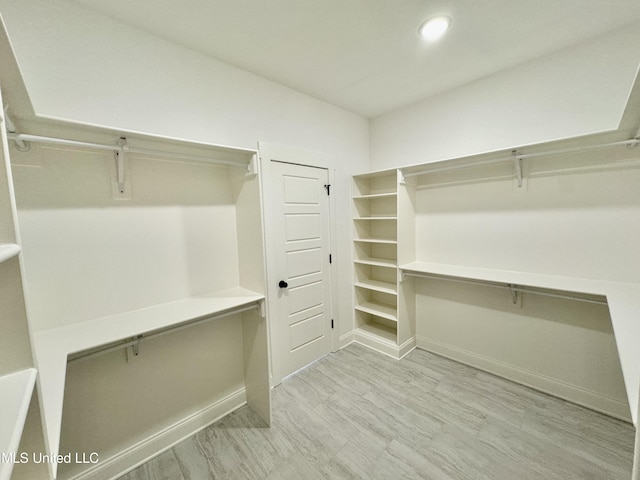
left=32, top=286, right=264, bottom=478
left=355, top=279, right=398, bottom=295
left=400, top=261, right=611, bottom=295
left=354, top=238, right=397, bottom=245
left=354, top=257, right=397, bottom=268
left=353, top=216, right=397, bottom=221
left=355, top=322, right=397, bottom=344
left=0, top=368, right=37, bottom=480
left=353, top=192, right=397, bottom=200
left=0, top=243, right=20, bottom=264
left=355, top=301, right=398, bottom=322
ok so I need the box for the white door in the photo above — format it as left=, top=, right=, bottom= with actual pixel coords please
left=264, top=151, right=333, bottom=382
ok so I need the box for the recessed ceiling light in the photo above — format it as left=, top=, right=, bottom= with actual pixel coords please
left=418, top=16, right=451, bottom=41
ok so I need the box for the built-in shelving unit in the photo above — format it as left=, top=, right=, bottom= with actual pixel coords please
left=6, top=130, right=273, bottom=479
left=351, top=171, right=405, bottom=357
left=0, top=86, right=37, bottom=480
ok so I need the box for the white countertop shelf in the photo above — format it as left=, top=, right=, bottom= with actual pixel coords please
left=0, top=244, right=20, bottom=264
left=400, top=261, right=613, bottom=295
left=32, top=286, right=264, bottom=478
left=0, top=368, right=37, bottom=480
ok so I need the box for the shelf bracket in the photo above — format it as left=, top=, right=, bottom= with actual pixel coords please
left=246, top=153, right=258, bottom=176
left=508, top=284, right=519, bottom=305
left=512, top=150, right=524, bottom=188
left=258, top=299, right=266, bottom=318
left=114, top=137, right=128, bottom=194
left=399, top=170, right=406, bottom=185
left=628, top=126, right=640, bottom=149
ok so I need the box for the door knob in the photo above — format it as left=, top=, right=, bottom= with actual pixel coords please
left=279, top=280, right=288, bottom=288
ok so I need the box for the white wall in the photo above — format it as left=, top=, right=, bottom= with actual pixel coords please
left=370, top=24, right=640, bottom=170
left=0, top=0, right=369, bottom=343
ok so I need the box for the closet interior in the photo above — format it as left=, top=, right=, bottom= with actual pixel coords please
left=352, top=139, right=640, bottom=423
left=0, top=27, right=271, bottom=477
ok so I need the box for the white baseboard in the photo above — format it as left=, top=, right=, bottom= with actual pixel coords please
left=67, top=388, right=247, bottom=480
left=398, top=336, right=417, bottom=359
left=338, top=331, right=355, bottom=349
left=416, top=336, right=631, bottom=422
left=351, top=330, right=404, bottom=359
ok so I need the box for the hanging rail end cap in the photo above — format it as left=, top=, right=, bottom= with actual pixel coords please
left=2, top=105, right=31, bottom=152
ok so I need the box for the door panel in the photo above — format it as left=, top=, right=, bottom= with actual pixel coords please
left=288, top=281, right=323, bottom=314
left=287, top=248, right=322, bottom=279
left=290, top=313, right=324, bottom=348
left=285, top=213, right=321, bottom=241
left=270, top=160, right=332, bottom=378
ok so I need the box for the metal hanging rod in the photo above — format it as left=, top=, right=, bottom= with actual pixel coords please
left=67, top=302, right=261, bottom=364
left=6, top=131, right=257, bottom=194
left=7, top=132, right=122, bottom=152
left=7, top=132, right=252, bottom=166
left=401, top=270, right=608, bottom=305
left=402, top=137, right=640, bottom=179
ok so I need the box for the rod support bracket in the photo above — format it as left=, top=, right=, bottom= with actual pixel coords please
left=512, top=150, right=524, bottom=188
left=3, top=105, right=30, bottom=152
left=115, top=137, right=128, bottom=194
left=508, top=284, right=519, bottom=305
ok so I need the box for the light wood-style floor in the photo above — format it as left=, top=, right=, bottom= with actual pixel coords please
left=118, top=344, right=636, bottom=480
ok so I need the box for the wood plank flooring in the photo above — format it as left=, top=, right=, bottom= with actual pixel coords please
left=118, top=344, right=636, bottom=480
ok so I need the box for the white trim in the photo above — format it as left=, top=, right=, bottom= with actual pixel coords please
left=353, top=329, right=398, bottom=359
left=338, top=331, right=355, bottom=349
left=415, top=336, right=632, bottom=422
left=398, top=336, right=417, bottom=359
left=66, top=388, right=247, bottom=480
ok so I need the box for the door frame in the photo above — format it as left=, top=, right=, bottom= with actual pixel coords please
left=258, top=141, right=338, bottom=387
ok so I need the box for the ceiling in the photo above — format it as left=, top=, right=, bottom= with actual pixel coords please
left=69, top=0, right=640, bottom=118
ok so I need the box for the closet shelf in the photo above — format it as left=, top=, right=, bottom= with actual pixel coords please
left=355, top=301, right=398, bottom=322
left=354, top=238, right=397, bottom=245
left=353, top=216, right=397, bottom=221
left=353, top=192, right=397, bottom=200
left=32, top=286, right=264, bottom=478
left=355, top=323, right=397, bottom=344
left=354, top=257, right=397, bottom=268
left=0, top=243, right=20, bottom=264
left=0, top=368, right=37, bottom=480
left=399, top=261, right=618, bottom=296
left=355, top=279, right=398, bottom=295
